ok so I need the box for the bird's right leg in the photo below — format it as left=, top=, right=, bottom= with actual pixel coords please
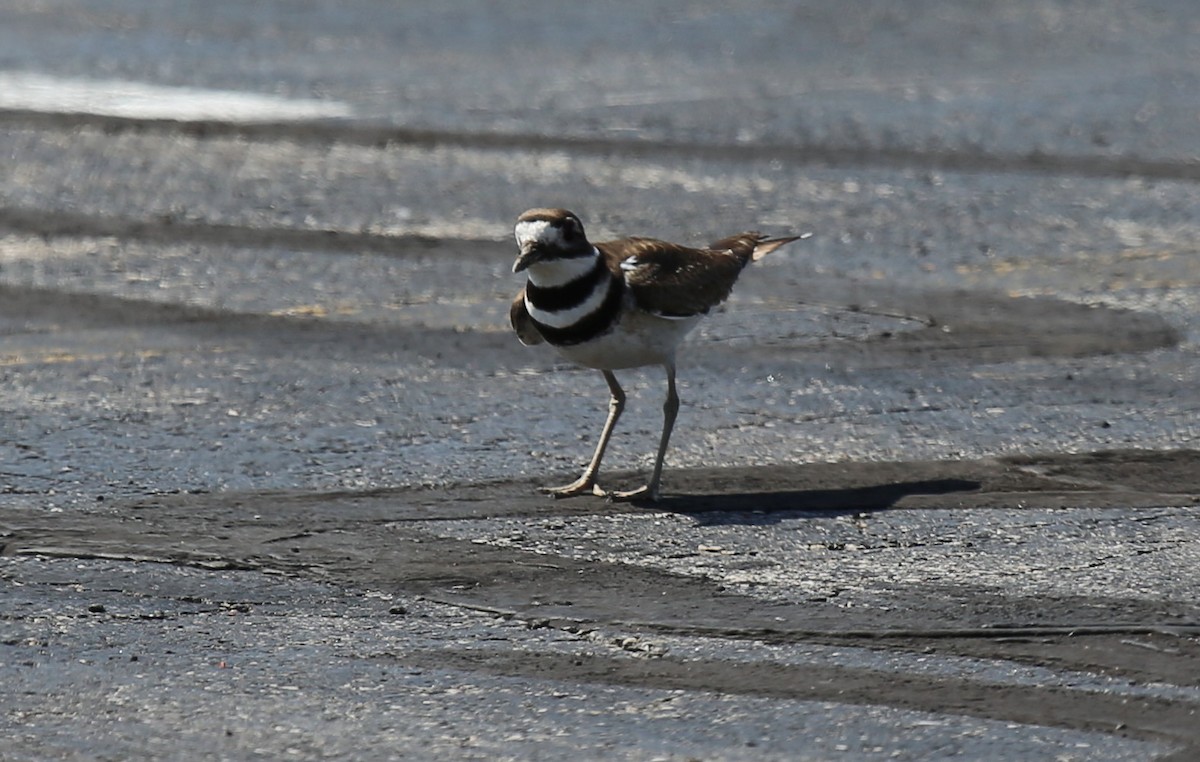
left=545, top=370, right=624, bottom=498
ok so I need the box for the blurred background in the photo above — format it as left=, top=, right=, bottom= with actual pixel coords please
left=3, top=1, right=1200, bottom=237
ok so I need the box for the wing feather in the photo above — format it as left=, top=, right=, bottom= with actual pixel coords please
left=599, top=236, right=750, bottom=317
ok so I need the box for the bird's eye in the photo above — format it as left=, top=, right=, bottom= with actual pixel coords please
left=561, top=218, right=579, bottom=241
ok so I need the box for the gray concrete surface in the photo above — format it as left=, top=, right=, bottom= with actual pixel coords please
left=2, top=1, right=1199, bottom=759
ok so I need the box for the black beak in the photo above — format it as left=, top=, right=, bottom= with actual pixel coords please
left=512, top=244, right=542, bottom=274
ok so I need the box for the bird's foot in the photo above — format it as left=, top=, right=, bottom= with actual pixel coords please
left=603, top=484, right=660, bottom=503
left=542, top=477, right=607, bottom=499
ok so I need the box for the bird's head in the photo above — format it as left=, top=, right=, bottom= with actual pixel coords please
left=512, top=208, right=593, bottom=275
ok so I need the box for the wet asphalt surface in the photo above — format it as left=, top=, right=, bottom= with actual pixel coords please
left=2, top=1, right=1200, bottom=759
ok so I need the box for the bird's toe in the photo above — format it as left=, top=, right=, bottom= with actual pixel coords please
left=542, top=476, right=600, bottom=499
left=605, top=484, right=659, bottom=503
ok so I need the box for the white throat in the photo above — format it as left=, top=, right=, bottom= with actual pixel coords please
left=525, top=248, right=601, bottom=288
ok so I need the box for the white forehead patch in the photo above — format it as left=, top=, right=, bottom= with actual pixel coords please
left=514, top=219, right=565, bottom=249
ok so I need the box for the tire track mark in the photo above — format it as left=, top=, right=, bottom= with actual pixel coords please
left=4, top=107, right=1200, bottom=183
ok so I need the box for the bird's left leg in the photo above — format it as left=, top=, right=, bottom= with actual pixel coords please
left=608, top=362, right=678, bottom=502
left=544, top=370, right=624, bottom=498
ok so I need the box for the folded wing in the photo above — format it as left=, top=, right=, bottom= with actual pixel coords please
left=604, top=233, right=800, bottom=318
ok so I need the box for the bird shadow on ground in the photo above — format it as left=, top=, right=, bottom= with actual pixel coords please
left=647, top=478, right=982, bottom=525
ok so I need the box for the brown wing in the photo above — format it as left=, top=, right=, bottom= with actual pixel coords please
left=509, top=287, right=544, bottom=345
left=599, top=237, right=748, bottom=318
left=705, top=232, right=763, bottom=264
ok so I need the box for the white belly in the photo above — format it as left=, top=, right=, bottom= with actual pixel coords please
left=554, top=309, right=703, bottom=370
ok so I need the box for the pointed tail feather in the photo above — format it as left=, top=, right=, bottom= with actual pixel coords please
left=708, top=231, right=809, bottom=265
left=751, top=232, right=811, bottom=262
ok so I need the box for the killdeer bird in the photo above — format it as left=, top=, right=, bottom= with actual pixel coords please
left=510, top=207, right=804, bottom=502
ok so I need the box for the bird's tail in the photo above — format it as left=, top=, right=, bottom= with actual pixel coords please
left=709, top=232, right=810, bottom=265
left=750, top=233, right=810, bottom=262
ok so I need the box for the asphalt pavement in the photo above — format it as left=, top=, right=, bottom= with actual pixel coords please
left=2, top=2, right=1199, bottom=759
